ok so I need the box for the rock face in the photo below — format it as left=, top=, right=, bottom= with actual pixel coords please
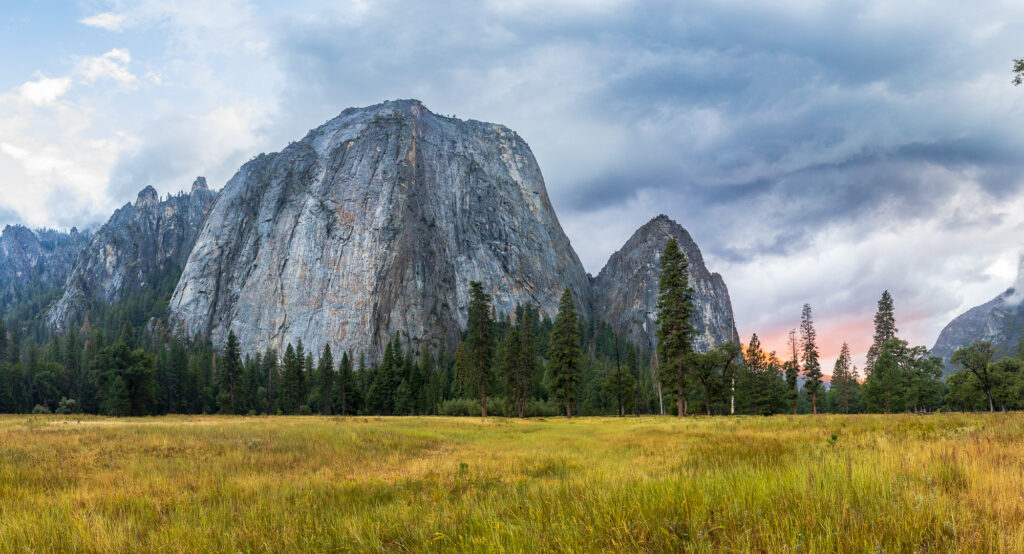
left=168, top=100, right=592, bottom=359
left=46, top=178, right=216, bottom=330
left=593, top=215, right=738, bottom=352
left=931, top=257, right=1024, bottom=369
left=0, top=225, right=89, bottom=309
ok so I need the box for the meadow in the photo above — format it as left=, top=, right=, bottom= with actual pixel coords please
left=1, top=413, right=1023, bottom=552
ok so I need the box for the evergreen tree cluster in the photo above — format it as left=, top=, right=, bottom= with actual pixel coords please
left=4, top=239, right=1024, bottom=417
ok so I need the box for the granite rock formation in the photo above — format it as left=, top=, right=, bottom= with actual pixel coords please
left=46, top=177, right=216, bottom=330
left=593, top=214, right=738, bottom=352
left=168, top=100, right=592, bottom=358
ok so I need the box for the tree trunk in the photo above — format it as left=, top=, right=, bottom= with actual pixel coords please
left=812, top=392, right=818, bottom=415
left=658, top=382, right=664, bottom=415
left=615, top=339, right=623, bottom=417
left=676, top=382, right=684, bottom=417
left=636, top=349, right=642, bottom=417
left=730, top=374, right=735, bottom=415
left=480, top=380, right=487, bottom=418
left=987, top=391, right=995, bottom=413
left=566, top=403, right=572, bottom=418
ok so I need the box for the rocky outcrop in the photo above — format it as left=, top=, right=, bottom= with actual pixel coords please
left=931, top=256, right=1024, bottom=369
left=0, top=225, right=89, bottom=309
left=593, top=215, right=738, bottom=352
left=168, top=100, right=592, bottom=359
left=46, top=178, right=216, bottom=331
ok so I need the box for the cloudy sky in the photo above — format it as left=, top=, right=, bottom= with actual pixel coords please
left=2, top=0, right=1024, bottom=370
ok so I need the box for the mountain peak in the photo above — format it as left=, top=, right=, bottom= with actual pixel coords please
left=594, top=215, right=736, bottom=351
left=135, top=186, right=159, bottom=207
left=169, top=99, right=591, bottom=358
left=191, top=177, right=208, bottom=193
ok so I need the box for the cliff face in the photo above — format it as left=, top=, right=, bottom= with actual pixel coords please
left=168, top=100, right=592, bottom=358
left=0, top=225, right=89, bottom=309
left=46, top=178, right=216, bottom=330
left=593, top=215, right=738, bottom=352
left=931, top=258, right=1024, bottom=369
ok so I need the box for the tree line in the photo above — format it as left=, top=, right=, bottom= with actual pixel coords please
left=1, top=240, right=1022, bottom=416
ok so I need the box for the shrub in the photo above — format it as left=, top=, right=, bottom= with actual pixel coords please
left=32, top=405, right=52, bottom=415
left=56, top=397, right=81, bottom=414
left=438, top=397, right=561, bottom=417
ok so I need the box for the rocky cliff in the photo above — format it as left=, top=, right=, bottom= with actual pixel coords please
left=168, top=100, right=592, bottom=358
left=593, top=215, right=738, bottom=352
left=46, top=178, right=216, bottom=330
left=0, top=225, right=89, bottom=309
left=931, top=257, right=1024, bottom=369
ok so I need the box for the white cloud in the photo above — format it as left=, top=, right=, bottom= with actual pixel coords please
left=77, top=49, right=137, bottom=85
left=17, top=77, right=72, bottom=106
left=80, top=12, right=127, bottom=31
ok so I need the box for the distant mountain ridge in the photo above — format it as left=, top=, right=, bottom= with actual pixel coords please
left=0, top=224, right=90, bottom=310
left=931, top=257, right=1024, bottom=368
left=45, top=178, right=216, bottom=331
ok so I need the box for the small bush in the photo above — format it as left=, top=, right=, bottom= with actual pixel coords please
left=31, top=405, right=52, bottom=415
left=56, top=398, right=81, bottom=415
left=438, top=397, right=561, bottom=417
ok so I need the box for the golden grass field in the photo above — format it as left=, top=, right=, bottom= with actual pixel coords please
left=1, top=413, right=1023, bottom=552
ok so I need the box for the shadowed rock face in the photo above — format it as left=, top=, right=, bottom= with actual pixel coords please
left=931, top=257, right=1024, bottom=370
left=169, top=100, right=591, bottom=359
left=593, top=215, right=738, bottom=353
left=0, top=225, right=89, bottom=308
left=46, top=178, right=216, bottom=331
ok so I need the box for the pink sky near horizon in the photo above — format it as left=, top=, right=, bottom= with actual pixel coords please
left=740, top=307, right=935, bottom=378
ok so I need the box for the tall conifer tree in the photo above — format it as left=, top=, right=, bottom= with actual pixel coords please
left=549, top=289, right=582, bottom=418
left=866, top=291, right=897, bottom=375
left=831, top=342, right=859, bottom=414
left=655, top=238, right=696, bottom=417
left=316, top=345, right=335, bottom=415
left=465, top=281, right=495, bottom=417
left=218, top=330, right=243, bottom=414
left=800, top=304, right=823, bottom=414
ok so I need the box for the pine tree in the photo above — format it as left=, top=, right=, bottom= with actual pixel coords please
left=516, top=306, right=538, bottom=418
left=280, top=344, right=305, bottom=414
left=863, top=338, right=906, bottom=413
left=261, top=348, right=279, bottom=414
left=465, top=281, right=495, bottom=417
left=102, top=375, right=130, bottom=417
left=865, top=291, right=897, bottom=375
left=368, top=340, right=397, bottom=415
left=316, top=345, right=335, bottom=415
left=334, top=351, right=360, bottom=415
left=501, top=325, right=521, bottom=407
left=394, top=379, right=413, bottom=415
left=656, top=238, right=696, bottom=417
left=416, top=350, right=434, bottom=415
left=167, top=337, right=188, bottom=413
left=831, top=342, right=859, bottom=414
left=549, top=288, right=582, bottom=418
left=799, top=304, right=823, bottom=414
left=218, top=330, right=243, bottom=414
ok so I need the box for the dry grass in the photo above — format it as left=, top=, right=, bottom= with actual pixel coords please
left=1, top=413, right=1023, bottom=552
